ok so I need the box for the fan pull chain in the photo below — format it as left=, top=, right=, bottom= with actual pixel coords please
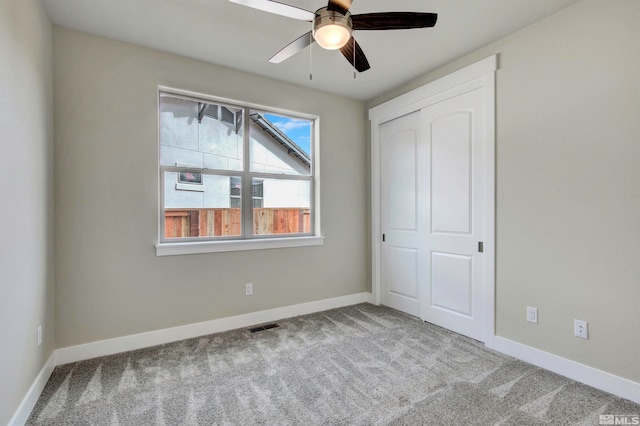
left=353, top=37, right=356, bottom=79
left=309, top=32, right=313, bottom=80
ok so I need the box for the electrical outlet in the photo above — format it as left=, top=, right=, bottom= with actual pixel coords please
left=37, top=325, right=42, bottom=347
left=245, top=283, right=253, bottom=296
left=526, top=307, right=538, bottom=324
left=574, top=319, right=588, bottom=339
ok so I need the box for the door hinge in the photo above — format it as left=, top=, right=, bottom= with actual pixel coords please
left=382, top=234, right=386, bottom=242
left=478, top=241, right=484, bottom=253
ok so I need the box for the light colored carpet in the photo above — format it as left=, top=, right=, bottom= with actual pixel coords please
left=27, top=304, right=639, bottom=425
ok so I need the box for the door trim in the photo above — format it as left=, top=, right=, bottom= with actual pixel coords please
left=369, top=55, right=497, bottom=348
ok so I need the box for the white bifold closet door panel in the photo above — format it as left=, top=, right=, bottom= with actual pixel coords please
left=380, top=87, right=487, bottom=341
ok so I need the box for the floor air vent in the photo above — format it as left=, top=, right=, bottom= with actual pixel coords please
left=249, top=323, right=279, bottom=333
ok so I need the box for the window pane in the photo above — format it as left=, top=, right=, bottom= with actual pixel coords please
left=160, top=95, right=243, bottom=171
left=252, top=178, right=311, bottom=235
left=164, top=171, right=242, bottom=239
left=249, top=111, right=312, bottom=176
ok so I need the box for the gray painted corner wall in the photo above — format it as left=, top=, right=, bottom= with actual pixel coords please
left=53, top=27, right=369, bottom=348
left=369, top=0, right=640, bottom=383
left=0, top=0, right=55, bottom=424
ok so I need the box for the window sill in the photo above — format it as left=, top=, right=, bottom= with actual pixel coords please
left=175, top=183, right=204, bottom=192
left=156, top=236, right=324, bottom=256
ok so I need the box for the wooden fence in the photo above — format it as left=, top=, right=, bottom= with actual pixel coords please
left=165, top=208, right=310, bottom=238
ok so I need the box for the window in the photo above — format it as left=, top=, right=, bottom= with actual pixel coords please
left=230, top=177, right=241, bottom=208
left=178, top=172, right=202, bottom=185
left=251, top=179, right=264, bottom=208
left=158, top=89, right=320, bottom=254
left=230, top=177, right=263, bottom=208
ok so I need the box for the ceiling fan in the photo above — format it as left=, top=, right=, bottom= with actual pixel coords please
left=229, top=0, right=438, bottom=73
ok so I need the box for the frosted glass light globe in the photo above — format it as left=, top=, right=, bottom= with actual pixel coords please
left=313, top=8, right=352, bottom=50
left=314, top=24, right=351, bottom=50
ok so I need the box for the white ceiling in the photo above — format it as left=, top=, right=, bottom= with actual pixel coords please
left=41, top=0, right=580, bottom=100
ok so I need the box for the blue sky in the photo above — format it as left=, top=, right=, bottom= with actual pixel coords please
left=264, top=113, right=312, bottom=156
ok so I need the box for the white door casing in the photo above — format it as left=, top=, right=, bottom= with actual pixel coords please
left=370, top=56, right=496, bottom=346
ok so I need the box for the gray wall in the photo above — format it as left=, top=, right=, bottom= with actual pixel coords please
left=369, top=0, right=640, bottom=383
left=0, top=0, right=55, bottom=424
left=53, top=27, right=369, bottom=347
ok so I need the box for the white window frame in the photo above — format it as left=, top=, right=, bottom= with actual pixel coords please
left=156, top=86, right=323, bottom=256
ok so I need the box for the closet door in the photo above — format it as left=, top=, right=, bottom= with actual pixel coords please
left=420, top=87, right=486, bottom=341
left=379, top=87, right=488, bottom=342
left=380, top=111, right=427, bottom=316
left=373, top=56, right=495, bottom=344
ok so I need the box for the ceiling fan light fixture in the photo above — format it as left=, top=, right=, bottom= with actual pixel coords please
left=313, top=8, right=352, bottom=50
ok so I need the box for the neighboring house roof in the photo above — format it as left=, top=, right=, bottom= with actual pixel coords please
left=249, top=112, right=311, bottom=168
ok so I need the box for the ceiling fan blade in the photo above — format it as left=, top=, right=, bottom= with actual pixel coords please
left=269, top=31, right=315, bottom=63
left=327, top=0, right=352, bottom=15
left=352, top=12, right=437, bottom=30
left=339, top=37, right=370, bottom=72
left=229, top=0, right=314, bottom=21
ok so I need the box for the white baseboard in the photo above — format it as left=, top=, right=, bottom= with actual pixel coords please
left=493, top=336, right=640, bottom=405
left=9, top=352, right=56, bottom=426
left=55, top=292, right=372, bottom=365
